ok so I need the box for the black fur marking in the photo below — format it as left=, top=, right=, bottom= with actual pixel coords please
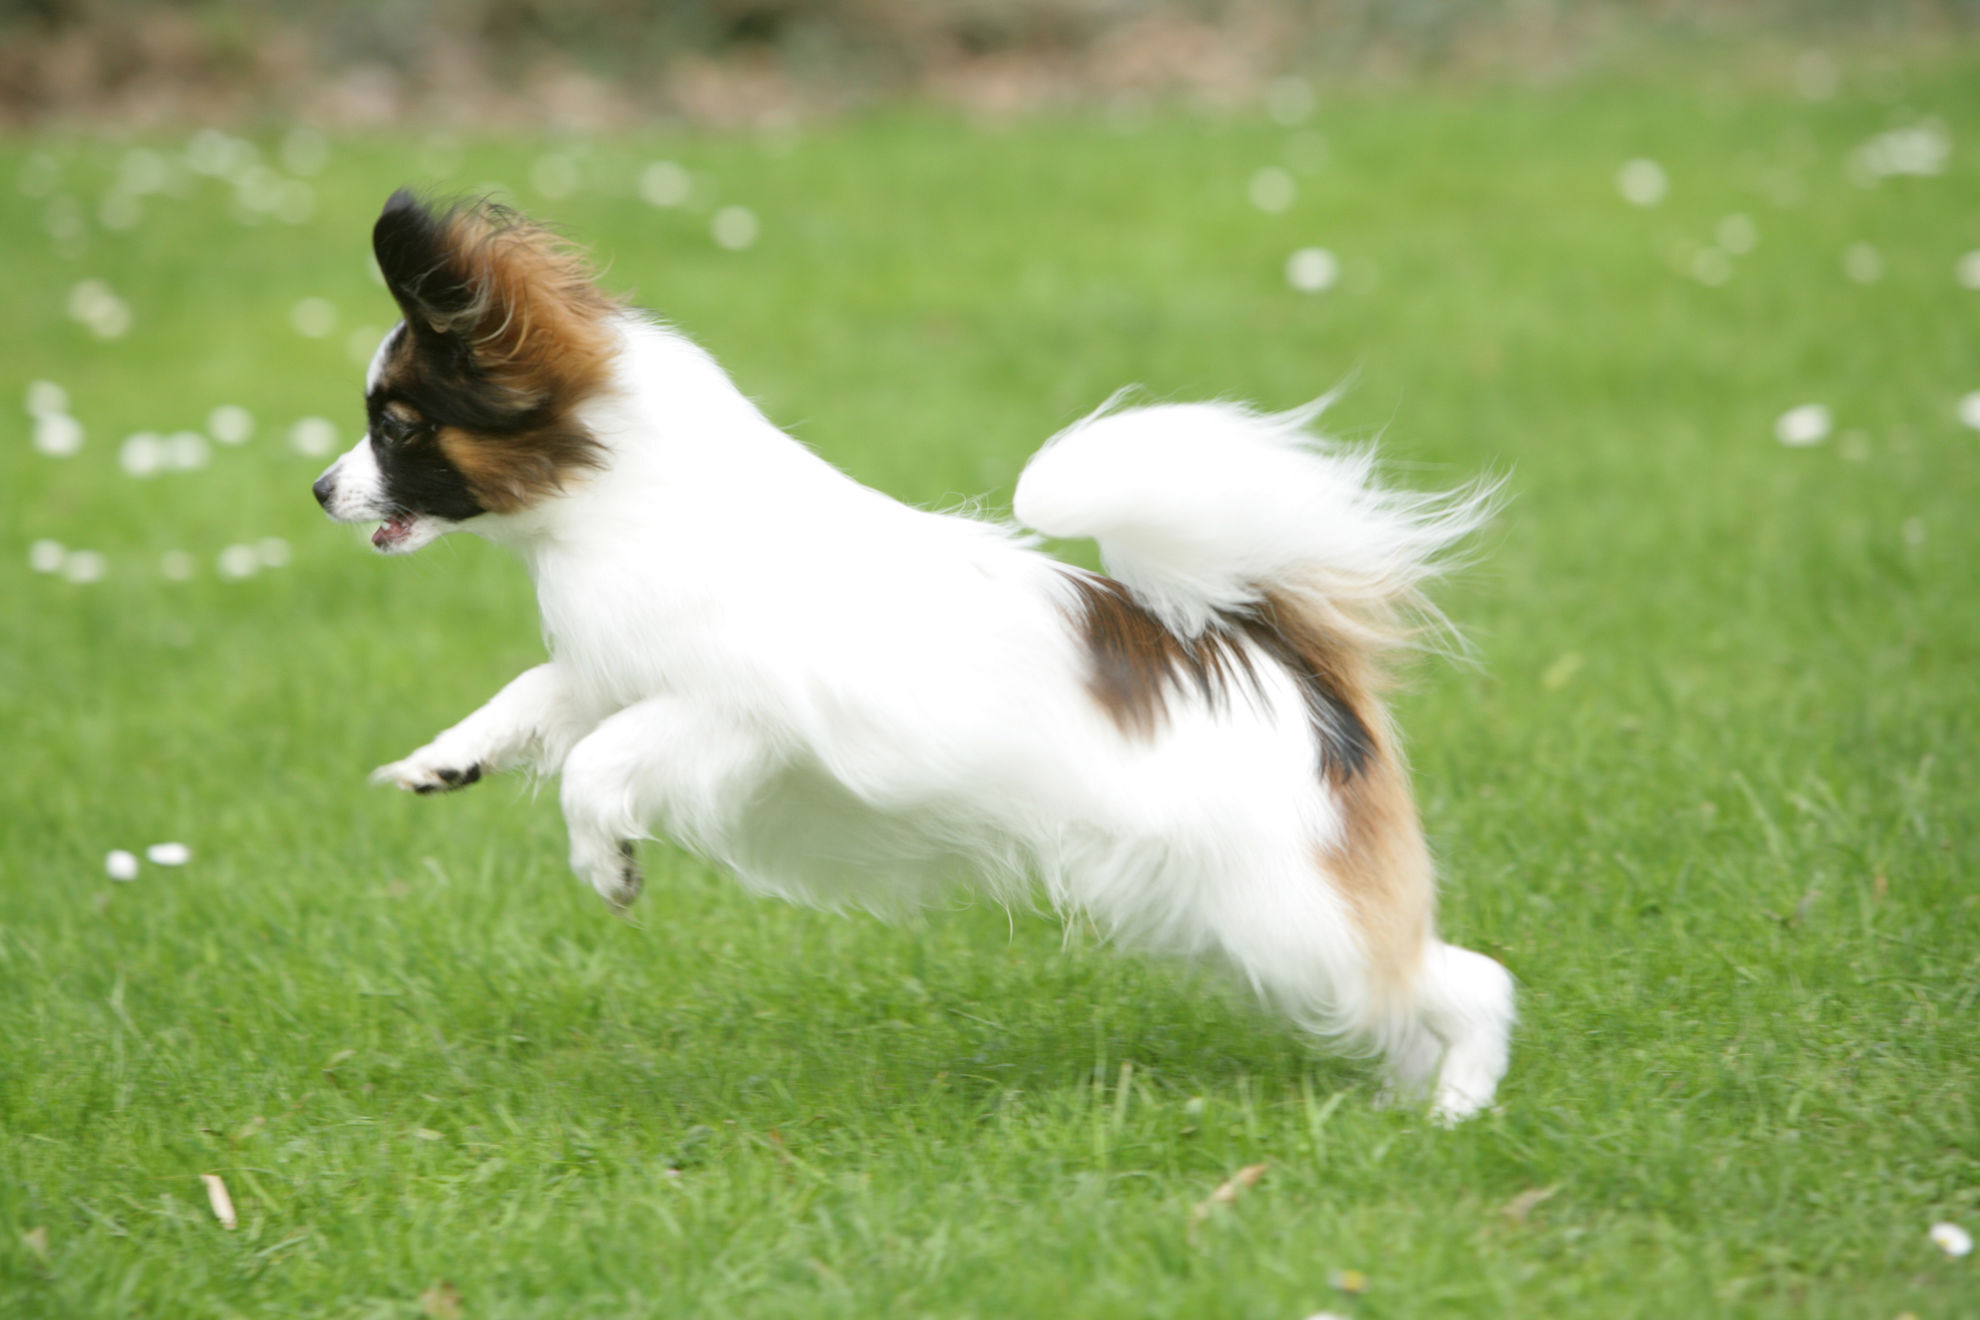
left=1233, top=601, right=1377, bottom=784
left=373, top=189, right=476, bottom=331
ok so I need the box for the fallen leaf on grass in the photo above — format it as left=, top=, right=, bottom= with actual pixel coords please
left=1328, top=1268, right=1368, bottom=1295
left=1189, top=1162, right=1268, bottom=1239
left=421, top=1280, right=463, bottom=1318
left=1501, top=1185, right=1560, bottom=1222
left=200, top=1174, right=236, bottom=1230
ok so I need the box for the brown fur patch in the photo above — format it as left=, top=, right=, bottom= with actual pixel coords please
left=1063, top=573, right=1256, bottom=740
left=1322, top=733, right=1435, bottom=987
left=435, top=205, right=619, bottom=511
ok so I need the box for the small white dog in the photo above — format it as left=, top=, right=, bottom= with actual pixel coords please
left=314, top=191, right=1514, bottom=1122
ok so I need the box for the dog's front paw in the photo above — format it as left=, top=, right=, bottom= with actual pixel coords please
left=371, top=750, right=484, bottom=795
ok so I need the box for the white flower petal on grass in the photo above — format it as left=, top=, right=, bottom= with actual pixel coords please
left=256, top=537, right=291, bottom=568
left=712, top=205, right=759, bottom=251
left=68, top=279, right=132, bottom=340
left=1285, top=247, right=1340, bottom=293
left=186, top=128, right=253, bottom=178
left=1843, top=243, right=1883, bottom=285
left=217, top=544, right=261, bottom=581
left=289, top=417, right=337, bottom=458
left=65, top=277, right=114, bottom=323
left=29, top=539, right=66, bottom=574
left=1716, top=213, right=1756, bottom=255
left=1851, top=119, right=1952, bottom=185
left=1617, top=158, right=1668, bottom=207
left=1248, top=166, right=1296, bottom=214
left=119, top=432, right=165, bottom=477
left=1956, top=251, right=1980, bottom=291
left=160, top=550, right=195, bottom=581
left=89, top=298, right=131, bottom=339
left=208, top=405, right=254, bottom=446
left=33, top=412, right=84, bottom=457
left=63, top=550, right=106, bottom=583
left=26, top=380, right=69, bottom=416
left=1957, top=391, right=1980, bottom=432
left=638, top=160, right=692, bottom=208
left=106, top=849, right=140, bottom=882
left=146, top=842, right=192, bottom=866
left=1775, top=404, right=1832, bottom=447
left=166, top=431, right=210, bottom=471
left=1930, top=1222, right=1973, bottom=1257
left=291, top=297, right=337, bottom=339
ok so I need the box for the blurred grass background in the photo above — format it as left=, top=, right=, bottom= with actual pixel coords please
left=3, top=4, right=1979, bottom=1317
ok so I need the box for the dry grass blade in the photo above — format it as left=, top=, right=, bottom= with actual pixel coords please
left=421, top=1279, right=464, bottom=1318
left=1501, top=1185, right=1560, bottom=1223
left=200, top=1173, right=237, bottom=1230
left=1188, top=1162, right=1269, bottom=1240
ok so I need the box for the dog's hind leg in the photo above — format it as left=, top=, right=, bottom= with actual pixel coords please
left=558, top=696, right=774, bottom=910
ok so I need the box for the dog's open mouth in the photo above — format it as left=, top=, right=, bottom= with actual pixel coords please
left=373, top=514, right=417, bottom=550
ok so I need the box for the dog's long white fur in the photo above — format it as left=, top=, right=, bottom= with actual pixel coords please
left=353, top=315, right=1514, bottom=1122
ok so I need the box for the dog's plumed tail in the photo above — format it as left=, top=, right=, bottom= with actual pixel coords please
left=1014, top=391, right=1501, bottom=651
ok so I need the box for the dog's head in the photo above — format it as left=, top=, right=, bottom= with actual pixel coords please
left=313, top=190, right=621, bottom=552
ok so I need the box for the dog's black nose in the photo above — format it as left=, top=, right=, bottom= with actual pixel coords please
left=312, top=475, right=334, bottom=508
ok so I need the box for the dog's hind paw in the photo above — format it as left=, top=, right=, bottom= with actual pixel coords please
left=571, top=838, right=644, bottom=912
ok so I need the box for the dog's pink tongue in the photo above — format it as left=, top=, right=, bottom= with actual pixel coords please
left=372, top=516, right=410, bottom=549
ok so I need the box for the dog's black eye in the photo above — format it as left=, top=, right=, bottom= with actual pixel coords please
left=375, top=415, right=430, bottom=447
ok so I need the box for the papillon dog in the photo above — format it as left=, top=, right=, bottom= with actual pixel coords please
left=314, top=190, right=1513, bottom=1122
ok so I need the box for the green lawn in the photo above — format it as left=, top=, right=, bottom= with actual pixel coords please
left=3, top=43, right=1977, bottom=1319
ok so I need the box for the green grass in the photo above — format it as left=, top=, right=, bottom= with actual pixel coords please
left=4, top=45, right=1978, bottom=1319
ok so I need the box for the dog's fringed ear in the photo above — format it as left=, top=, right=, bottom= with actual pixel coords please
left=373, top=189, right=477, bottom=338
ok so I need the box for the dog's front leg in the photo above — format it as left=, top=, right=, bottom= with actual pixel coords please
left=558, top=696, right=772, bottom=911
left=373, top=662, right=591, bottom=794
